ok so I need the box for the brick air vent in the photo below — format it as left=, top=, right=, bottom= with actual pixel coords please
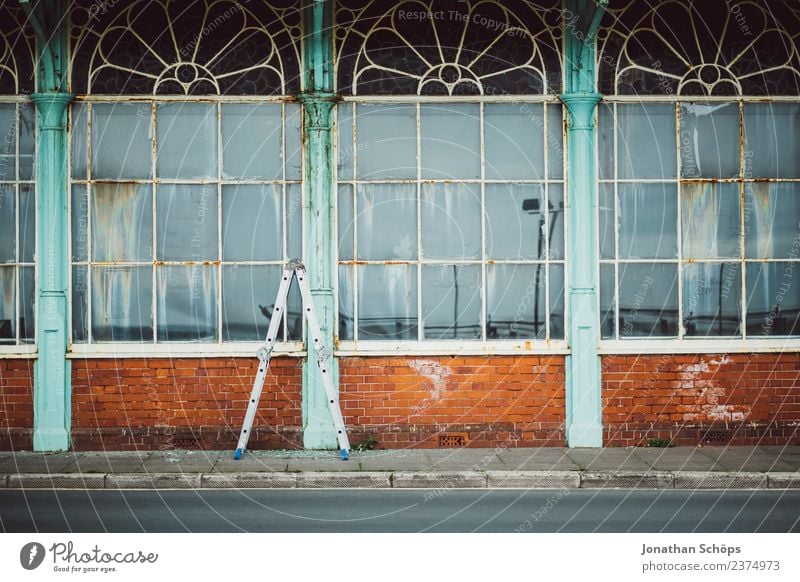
left=703, top=430, right=730, bottom=444
left=438, top=433, right=467, bottom=447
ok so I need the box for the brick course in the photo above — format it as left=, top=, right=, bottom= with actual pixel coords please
left=0, top=359, right=34, bottom=450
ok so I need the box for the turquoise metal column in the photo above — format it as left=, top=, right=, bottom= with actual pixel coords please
left=24, top=0, right=74, bottom=450
left=560, top=0, right=606, bottom=447
left=299, top=0, right=338, bottom=448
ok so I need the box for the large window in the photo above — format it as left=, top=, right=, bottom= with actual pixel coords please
left=597, top=0, right=800, bottom=341
left=69, top=0, right=303, bottom=346
left=335, top=0, right=565, bottom=346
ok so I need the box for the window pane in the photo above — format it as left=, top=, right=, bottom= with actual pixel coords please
left=92, top=266, right=153, bottom=342
left=356, top=104, right=416, bottom=180
left=156, top=265, right=217, bottom=342
left=337, top=185, right=354, bottom=261
left=618, top=263, right=678, bottom=337
left=70, top=103, right=88, bottom=180
left=285, top=104, right=302, bottom=181
left=71, top=185, right=89, bottom=262
left=618, top=183, right=678, bottom=259
left=223, top=265, right=291, bottom=342
left=287, top=184, right=302, bottom=260
left=0, top=105, right=15, bottom=180
left=0, top=266, right=14, bottom=342
left=92, top=103, right=152, bottom=179
left=487, top=264, right=544, bottom=339
left=547, top=104, right=564, bottom=180
left=93, top=183, right=153, bottom=262
left=422, top=265, right=481, bottom=340
left=745, top=183, right=800, bottom=259
left=357, top=265, right=417, bottom=341
left=617, top=104, right=676, bottom=179
left=744, top=104, right=800, bottom=179
left=484, top=103, right=544, bottom=180
left=221, top=103, right=282, bottom=180
left=599, top=183, right=615, bottom=260
left=72, top=265, right=88, bottom=342
left=19, top=266, right=34, bottom=342
left=338, top=265, right=354, bottom=340
left=157, top=103, right=217, bottom=179
left=486, top=183, right=544, bottom=260
left=549, top=263, right=565, bottom=340
left=222, top=184, right=282, bottom=262
left=337, top=104, right=354, bottom=181
left=681, top=183, right=740, bottom=259
left=680, top=102, right=739, bottom=179
left=19, top=185, right=34, bottom=263
left=0, top=186, right=15, bottom=263
left=600, top=263, right=615, bottom=339
left=682, top=262, right=741, bottom=337
left=357, top=183, right=417, bottom=260
left=421, top=183, right=481, bottom=259
left=746, top=262, right=800, bottom=337
left=549, top=184, right=565, bottom=261
left=19, top=103, right=34, bottom=181
left=421, top=104, right=480, bottom=179
left=598, top=104, right=614, bottom=181
left=157, top=184, right=216, bottom=261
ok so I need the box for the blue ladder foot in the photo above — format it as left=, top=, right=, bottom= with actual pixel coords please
left=340, top=449, right=349, bottom=461
left=234, top=448, right=243, bottom=460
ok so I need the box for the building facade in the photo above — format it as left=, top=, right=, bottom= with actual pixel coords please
left=0, top=0, right=798, bottom=451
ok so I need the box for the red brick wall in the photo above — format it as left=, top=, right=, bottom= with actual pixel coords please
left=71, top=357, right=302, bottom=450
left=339, top=355, right=566, bottom=448
left=0, top=359, right=34, bottom=449
left=603, top=353, right=800, bottom=446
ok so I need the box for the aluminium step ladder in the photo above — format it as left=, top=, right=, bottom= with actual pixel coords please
left=234, top=259, right=351, bottom=461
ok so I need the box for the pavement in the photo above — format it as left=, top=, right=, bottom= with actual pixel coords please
left=0, top=446, right=798, bottom=489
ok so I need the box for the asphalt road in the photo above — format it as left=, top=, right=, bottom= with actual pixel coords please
left=1, top=489, right=798, bottom=533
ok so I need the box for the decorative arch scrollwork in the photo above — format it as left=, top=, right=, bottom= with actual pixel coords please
left=0, top=4, right=36, bottom=94
left=598, top=0, right=800, bottom=96
left=70, top=0, right=301, bottom=95
left=335, top=0, right=563, bottom=95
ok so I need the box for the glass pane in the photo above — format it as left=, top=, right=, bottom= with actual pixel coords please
left=70, top=103, right=88, bottom=180
left=0, top=105, right=15, bottom=181
left=72, top=265, right=88, bottom=343
left=357, top=264, right=417, bottom=341
left=157, top=184, right=216, bottom=261
left=0, top=266, right=14, bottom=342
left=549, top=263, right=565, bottom=340
left=421, top=183, right=481, bottom=259
left=71, top=185, right=89, bottom=262
left=0, top=185, right=15, bottom=263
left=618, top=263, right=678, bottom=337
left=421, top=104, right=480, bottom=179
left=599, top=183, right=615, bottom=260
left=337, top=185, right=354, bottom=261
left=547, top=104, right=564, bottom=180
left=549, top=184, right=565, bottom=261
left=683, top=262, right=741, bottom=337
left=285, top=104, right=302, bottom=181
left=222, top=184, right=282, bottom=262
left=157, top=103, right=217, bottom=179
left=618, top=183, right=678, bottom=259
left=484, top=103, right=544, bottom=180
left=93, top=183, right=153, bottom=262
left=356, top=104, right=416, bottom=180
left=156, top=265, right=217, bottom=342
left=681, top=183, right=740, bottom=259
left=485, top=183, right=545, bottom=260
left=223, top=265, right=285, bottom=342
left=680, top=102, right=739, bottom=179
left=221, top=103, right=282, bottom=180
left=617, top=104, right=676, bottom=179
left=600, top=263, right=615, bottom=339
left=337, top=103, right=354, bottom=181
left=598, top=104, right=614, bottom=181
left=487, top=264, right=544, bottom=340
left=357, top=183, right=417, bottom=260
left=19, top=185, right=34, bottom=263
left=19, top=266, right=34, bottom=342
left=745, top=183, right=800, bottom=259
left=744, top=104, right=800, bottom=179
left=338, top=265, right=354, bottom=341
left=19, top=103, right=35, bottom=181
left=422, top=265, right=481, bottom=340
left=92, top=103, right=152, bottom=179
left=746, top=262, right=800, bottom=337
left=287, top=184, right=302, bottom=260
left=92, top=266, right=153, bottom=342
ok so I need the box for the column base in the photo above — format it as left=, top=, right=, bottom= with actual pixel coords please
left=33, top=428, right=70, bottom=452
left=566, top=423, right=603, bottom=448
left=303, top=424, right=338, bottom=450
